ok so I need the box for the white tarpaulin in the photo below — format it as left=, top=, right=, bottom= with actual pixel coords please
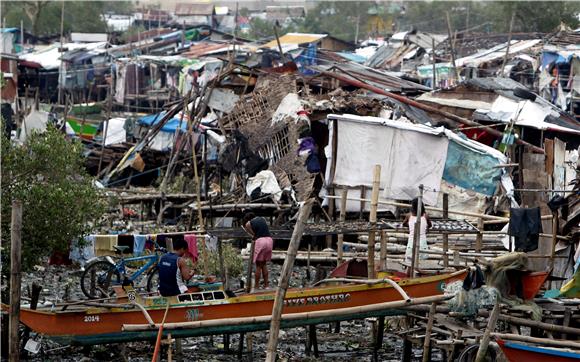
left=246, top=170, right=282, bottom=202
left=329, top=114, right=449, bottom=206
left=19, top=110, right=49, bottom=142
left=150, top=132, right=174, bottom=152
left=103, top=117, right=126, bottom=146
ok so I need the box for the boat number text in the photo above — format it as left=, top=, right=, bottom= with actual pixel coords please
left=284, top=293, right=351, bottom=307
left=84, top=315, right=100, bottom=323
left=186, top=308, right=203, bottom=321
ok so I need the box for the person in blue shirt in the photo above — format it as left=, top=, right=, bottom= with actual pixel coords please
left=158, top=239, right=194, bottom=297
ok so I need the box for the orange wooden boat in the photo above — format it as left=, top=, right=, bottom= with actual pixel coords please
left=14, top=269, right=467, bottom=345
left=508, top=270, right=550, bottom=300
left=497, top=339, right=580, bottom=362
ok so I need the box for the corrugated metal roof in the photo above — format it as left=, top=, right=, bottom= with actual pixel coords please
left=261, top=33, right=327, bottom=49
left=455, top=39, right=542, bottom=67
left=175, top=3, right=214, bottom=16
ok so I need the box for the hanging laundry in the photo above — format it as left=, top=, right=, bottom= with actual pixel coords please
left=69, top=235, right=96, bottom=266
left=508, top=207, right=542, bottom=252
left=205, top=235, right=218, bottom=252
left=184, top=234, right=199, bottom=263
left=95, top=235, right=118, bottom=256
left=133, top=235, right=147, bottom=256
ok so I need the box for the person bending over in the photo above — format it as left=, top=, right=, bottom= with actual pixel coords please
left=242, top=212, right=274, bottom=289
left=158, top=239, right=195, bottom=297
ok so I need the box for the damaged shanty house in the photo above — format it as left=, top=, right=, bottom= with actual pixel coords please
left=537, top=28, right=580, bottom=121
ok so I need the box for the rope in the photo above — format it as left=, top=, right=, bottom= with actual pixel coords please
left=151, top=300, right=171, bottom=362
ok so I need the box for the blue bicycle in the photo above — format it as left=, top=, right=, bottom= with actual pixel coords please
left=80, top=243, right=165, bottom=299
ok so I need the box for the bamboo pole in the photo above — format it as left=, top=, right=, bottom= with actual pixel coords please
left=549, top=210, right=558, bottom=288
left=123, top=294, right=453, bottom=332
left=325, top=195, right=509, bottom=221
left=9, top=200, right=23, bottom=362
left=379, top=231, right=387, bottom=270
left=475, top=217, right=484, bottom=253
left=442, top=193, right=449, bottom=267
left=475, top=301, right=501, bottom=362
left=500, top=11, right=516, bottom=76
left=245, top=239, right=255, bottom=293
left=367, top=165, right=381, bottom=279
left=445, top=12, right=459, bottom=80
left=422, top=302, right=437, bottom=362
left=410, top=185, right=424, bottom=277
left=337, top=188, right=347, bottom=266
left=266, top=199, right=313, bottom=362
left=431, top=38, right=437, bottom=89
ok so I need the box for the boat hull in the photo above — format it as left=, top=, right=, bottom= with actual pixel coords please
left=20, top=270, right=466, bottom=345
left=498, top=339, right=580, bottom=362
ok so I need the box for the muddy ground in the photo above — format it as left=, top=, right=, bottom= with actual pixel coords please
left=17, top=263, right=434, bottom=361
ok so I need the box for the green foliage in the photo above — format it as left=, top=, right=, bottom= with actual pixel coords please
left=197, top=244, right=244, bottom=278
left=1, top=124, right=106, bottom=270
left=1, top=1, right=135, bottom=36
left=399, top=1, right=580, bottom=34
left=300, top=2, right=373, bottom=42
left=119, top=25, right=146, bottom=44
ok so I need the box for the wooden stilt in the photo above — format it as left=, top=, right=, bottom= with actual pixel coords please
left=265, top=200, right=313, bottom=362
left=9, top=200, right=23, bottom=362
left=562, top=307, right=571, bottom=339
left=309, top=324, right=318, bottom=358
left=475, top=301, right=501, bottom=362
left=246, top=333, right=252, bottom=353
left=410, top=185, right=424, bottom=277
left=549, top=210, right=558, bottom=289
left=367, top=165, right=381, bottom=279
left=447, top=330, right=463, bottom=362
left=224, top=334, right=230, bottom=353
left=442, top=193, right=449, bottom=268
left=402, top=337, right=412, bottom=362
left=376, top=316, right=385, bottom=350
left=422, top=302, right=437, bottom=362
left=245, top=239, right=255, bottom=293
left=305, top=326, right=311, bottom=356
left=337, top=188, right=347, bottom=266
left=306, top=244, right=311, bottom=282
left=237, top=333, right=244, bottom=360
left=475, top=217, right=484, bottom=253
left=379, top=231, right=387, bottom=270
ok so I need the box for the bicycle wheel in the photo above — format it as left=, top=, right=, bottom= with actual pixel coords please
left=81, top=260, right=121, bottom=299
left=146, top=266, right=160, bottom=293
left=457, top=343, right=497, bottom=362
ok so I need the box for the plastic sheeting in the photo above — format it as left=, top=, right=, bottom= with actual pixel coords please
left=103, top=118, right=126, bottom=146
left=443, top=138, right=503, bottom=196
left=138, top=112, right=188, bottom=133
left=330, top=114, right=448, bottom=205
left=325, top=114, right=512, bottom=212
left=246, top=170, right=283, bottom=202
left=19, top=110, right=49, bottom=142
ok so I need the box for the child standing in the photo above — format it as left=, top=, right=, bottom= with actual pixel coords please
left=403, top=198, right=432, bottom=264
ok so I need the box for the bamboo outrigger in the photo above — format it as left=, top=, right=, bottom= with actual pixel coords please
left=13, top=270, right=467, bottom=345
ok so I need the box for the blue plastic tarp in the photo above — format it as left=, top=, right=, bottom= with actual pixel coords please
left=443, top=139, right=503, bottom=196
left=337, top=52, right=366, bottom=64
left=138, top=112, right=188, bottom=133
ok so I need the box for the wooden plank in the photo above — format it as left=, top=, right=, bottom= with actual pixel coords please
left=544, top=138, right=554, bottom=176
left=266, top=200, right=313, bottom=361
left=9, top=200, right=23, bottom=362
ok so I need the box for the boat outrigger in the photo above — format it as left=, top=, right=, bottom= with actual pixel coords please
left=13, top=270, right=467, bottom=345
